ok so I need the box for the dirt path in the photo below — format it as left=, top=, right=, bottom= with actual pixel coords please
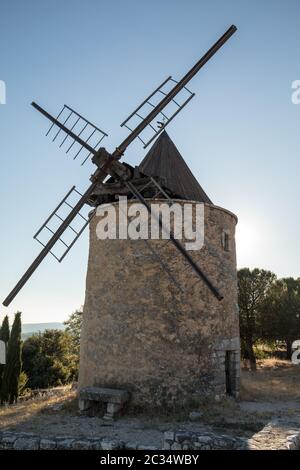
left=240, top=401, right=300, bottom=415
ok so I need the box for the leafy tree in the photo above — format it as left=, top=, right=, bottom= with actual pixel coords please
left=22, top=329, right=78, bottom=389
left=64, top=308, right=83, bottom=355
left=0, top=312, right=22, bottom=404
left=261, top=278, right=300, bottom=358
left=238, top=268, right=276, bottom=370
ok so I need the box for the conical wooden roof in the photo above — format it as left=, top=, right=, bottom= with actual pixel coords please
left=138, top=131, right=212, bottom=204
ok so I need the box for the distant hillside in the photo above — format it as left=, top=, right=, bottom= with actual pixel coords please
left=22, top=323, right=65, bottom=340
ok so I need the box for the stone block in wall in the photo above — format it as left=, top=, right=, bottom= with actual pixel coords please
left=40, top=438, right=57, bottom=450
left=13, top=437, right=40, bottom=450
left=101, top=438, right=124, bottom=450
left=0, top=434, right=17, bottom=449
left=56, top=438, right=75, bottom=449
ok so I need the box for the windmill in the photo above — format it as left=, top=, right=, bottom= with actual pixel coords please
left=3, top=25, right=237, bottom=308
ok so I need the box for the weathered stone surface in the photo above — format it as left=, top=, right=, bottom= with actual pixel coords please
left=1, top=435, right=17, bottom=449
left=125, top=442, right=138, bottom=450
left=0, top=432, right=126, bottom=451
left=13, top=437, right=40, bottom=450
left=163, top=430, right=247, bottom=451
left=189, top=411, right=203, bottom=421
left=101, top=438, right=124, bottom=450
left=72, top=440, right=92, bottom=450
left=162, top=423, right=300, bottom=451
left=89, top=439, right=102, bottom=450
left=102, top=413, right=114, bottom=421
left=107, top=402, right=122, bottom=413
left=197, top=435, right=212, bottom=444
left=79, top=201, right=240, bottom=407
left=163, top=442, right=171, bottom=450
left=40, top=439, right=57, bottom=450
left=175, top=432, right=193, bottom=443
left=137, top=445, right=159, bottom=450
left=247, top=421, right=300, bottom=451
left=79, top=387, right=129, bottom=404
left=0, top=425, right=298, bottom=451
left=164, top=431, right=175, bottom=443
left=56, top=438, right=75, bottom=450
left=171, top=442, right=182, bottom=450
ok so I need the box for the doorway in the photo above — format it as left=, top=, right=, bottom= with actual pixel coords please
left=225, top=351, right=235, bottom=396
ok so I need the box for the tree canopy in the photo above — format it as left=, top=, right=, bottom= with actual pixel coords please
left=238, top=269, right=300, bottom=369
left=22, top=329, right=78, bottom=389
left=238, top=268, right=276, bottom=369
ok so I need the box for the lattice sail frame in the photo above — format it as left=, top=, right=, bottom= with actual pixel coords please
left=45, top=104, right=108, bottom=165
left=33, top=186, right=93, bottom=262
left=120, top=76, right=195, bottom=148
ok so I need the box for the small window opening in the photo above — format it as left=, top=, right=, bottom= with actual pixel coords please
left=222, top=231, right=230, bottom=251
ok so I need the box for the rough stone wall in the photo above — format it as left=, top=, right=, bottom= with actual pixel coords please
left=79, top=200, right=240, bottom=408
left=163, top=431, right=247, bottom=450
left=1, top=424, right=300, bottom=450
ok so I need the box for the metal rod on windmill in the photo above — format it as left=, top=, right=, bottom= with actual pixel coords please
left=3, top=25, right=237, bottom=307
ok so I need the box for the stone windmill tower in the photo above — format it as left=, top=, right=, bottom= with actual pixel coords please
left=78, top=131, right=240, bottom=412
left=1, top=25, right=239, bottom=415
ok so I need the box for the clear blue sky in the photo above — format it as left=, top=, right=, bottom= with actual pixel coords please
left=1, top=0, right=300, bottom=323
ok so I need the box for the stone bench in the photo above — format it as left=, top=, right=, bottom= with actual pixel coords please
left=78, top=387, right=130, bottom=420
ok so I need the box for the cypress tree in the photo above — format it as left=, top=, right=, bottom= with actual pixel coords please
left=1, top=312, right=22, bottom=404
left=0, top=315, right=10, bottom=393
left=0, top=316, right=10, bottom=343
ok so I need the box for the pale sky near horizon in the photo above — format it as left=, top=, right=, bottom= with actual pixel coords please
left=1, top=0, right=300, bottom=324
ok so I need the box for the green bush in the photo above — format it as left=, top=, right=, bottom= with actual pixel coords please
left=18, top=371, right=29, bottom=395
left=22, top=329, right=78, bottom=389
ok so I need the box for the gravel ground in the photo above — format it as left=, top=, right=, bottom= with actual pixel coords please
left=0, top=392, right=217, bottom=446
left=1, top=362, right=299, bottom=447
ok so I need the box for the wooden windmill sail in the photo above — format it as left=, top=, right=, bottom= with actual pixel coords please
left=3, top=25, right=237, bottom=307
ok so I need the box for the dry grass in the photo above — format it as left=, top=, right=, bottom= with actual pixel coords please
left=240, top=359, right=300, bottom=402
left=0, top=388, right=75, bottom=431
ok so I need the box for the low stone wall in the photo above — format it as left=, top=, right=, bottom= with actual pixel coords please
left=247, top=421, right=300, bottom=450
left=163, top=423, right=300, bottom=451
left=163, top=431, right=247, bottom=450
left=0, top=430, right=246, bottom=450
left=1, top=423, right=300, bottom=450
left=0, top=431, right=158, bottom=450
